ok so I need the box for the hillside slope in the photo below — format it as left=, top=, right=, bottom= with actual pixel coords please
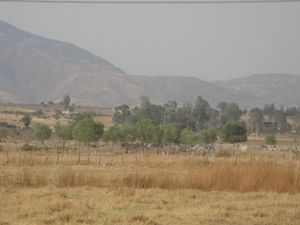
left=215, top=74, right=300, bottom=107
left=0, top=20, right=299, bottom=108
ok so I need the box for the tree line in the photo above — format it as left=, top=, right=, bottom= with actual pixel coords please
left=9, top=95, right=300, bottom=148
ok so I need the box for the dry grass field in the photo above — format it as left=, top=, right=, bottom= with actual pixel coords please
left=1, top=187, right=300, bottom=225
left=0, top=103, right=113, bottom=129
left=1, top=104, right=300, bottom=225
left=0, top=147, right=299, bottom=225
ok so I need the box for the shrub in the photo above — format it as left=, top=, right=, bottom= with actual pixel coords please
left=265, top=134, right=276, bottom=145
left=220, top=122, right=247, bottom=143
left=22, top=143, right=34, bottom=151
left=199, top=128, right=217, bottom=144
left=33, top=123, right=52, bottom=144
left=22, top=114, right=32, bottom=127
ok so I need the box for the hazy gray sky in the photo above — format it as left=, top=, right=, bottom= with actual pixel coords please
left=0, top=1, right=299, bottom=80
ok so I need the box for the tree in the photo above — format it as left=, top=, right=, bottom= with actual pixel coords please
left=217, top=102, right=228, bottom=113
left=250, top=108, right=263, bottom=134
left=163, top=101, right=178, bottom=124
left=55, top=124, right=73, bottom=141
left=192, top=96, right=210, bottom=130
left=263, top=103, right=275, bottom=116
left=103, top=126, right=123, bottom=144
left=265, top=134, right=276, bottom=145
left=220, top=122, right=247, bottom=143
left=175, top=102, right=195, bottom=130
left=224, top=103, right=242, bottom=123
left=62, top=94, right=71, bottom=108
left=274, top=110, right=288, bottom=133
left=113, top=104, right=131, bottom=124
left=135, top=119, right=162, bottom=146
left=103, top=125, right=136, bottom=152
left=162, top=124, right=182, bottom=145
left=22, top=114, right=32, bottom=127
left=72, top=117, right=104, bottom=143
left=33, top=123, right=52, bottom=144
left=179, top=128, right=199, bottom=146
left=199, top=128, right=217, bottom=144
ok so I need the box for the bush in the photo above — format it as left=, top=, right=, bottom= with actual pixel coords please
left=33, top=123, right=52, bottom=143
left=31, top=109, right=44, bottom=117
left=72, top=117, right=104, bottom=143
left=22, top=143, right=34, bottom=151
left=199, top=128, right=217, bottom=144
left=22, top=114, right=32, bottom=127
left=265, top=134, right=276, bottom=145
left=220, top=122, right=247, bottom=143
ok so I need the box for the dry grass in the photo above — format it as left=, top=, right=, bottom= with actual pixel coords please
left=0, top=148, right=299, bottom=225
left=0, top=187, right=300, bottom=225
left=0, top=150, right=299, bottom=193
left=123, top=161, right=300, bottom=193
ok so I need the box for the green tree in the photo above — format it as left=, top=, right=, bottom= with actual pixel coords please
left=265, top=134, right=276, bottom=145
left=175, top=102, right=195, bottom=130
left=179, top=128, right=199, bottom=146
left=62, top=94, right=71, bottom=108
left=135, top=119, right=162, bottom=146
left=121, top=126, right=137, bottom=144
left=192, top=96, right=210, bottom=130
left=163, top=101, right=178, bottom=124
left=220, top=122, right=247, bottom=143
left=274, top=110, right=288, bottom=133
left=162, top=124, right=182, bottom=145
left=250, top=108, right=263, bottom=134
left=217, top=102, right=228, bottom=113
left=72, top=117, right=104, bottom=143
left=224, top=103, right=241, bottom=123
left=113, top=104, right=131, bottom=124
left=103, top=126, right=123, bottom=144
left=55, top=124, right=73, bottom=141
left=22, top=114, right=32, bottom=127
left=103, top=125, right=135, bottom=152
left=33, top=123, right=52, bottom=144
left=199, top=128, right=217, bottom=144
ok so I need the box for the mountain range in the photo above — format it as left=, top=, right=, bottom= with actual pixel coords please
left=0, top=19, right=299, bottom=108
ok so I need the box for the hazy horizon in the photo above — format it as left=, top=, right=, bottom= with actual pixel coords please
left=0, top=1, right=299, bottom=80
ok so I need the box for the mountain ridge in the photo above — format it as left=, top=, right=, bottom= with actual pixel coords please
left=0, top=19, right=299, bottom=108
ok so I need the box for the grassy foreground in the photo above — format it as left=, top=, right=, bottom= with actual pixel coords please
left=0, top=150, right=299, bottom=225
left=0, top=187, right=300, bottom=225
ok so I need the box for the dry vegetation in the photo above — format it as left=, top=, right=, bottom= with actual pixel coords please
left=0, top=149, right=299, bottom=193
left=1, top=104, right=300, bottom=225
left=0, top=148, right=300, bottom=224
left=1, top=187, right=300, bottom=225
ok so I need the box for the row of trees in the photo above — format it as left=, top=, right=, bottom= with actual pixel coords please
left=113, top=96, right=243, bottom=131
left=21, top=95, right=298, bottom=147
left=30, top=115, right=246, bottom=147
left=114, top=96, right=300, bottom=135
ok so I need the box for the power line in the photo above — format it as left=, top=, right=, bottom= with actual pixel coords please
left=0, top=0, right=299, bottom=4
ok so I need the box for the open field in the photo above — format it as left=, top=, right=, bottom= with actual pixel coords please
left=1, top=104, right=300, bottom=224
left=0, top=103, right=114, bottom=128
left=1, top=187, right=300, bottom=225
left=0, top=147, right=300, bottom=224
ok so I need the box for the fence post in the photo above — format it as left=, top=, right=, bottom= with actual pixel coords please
left=77, top=150, right=81, bottom=165
left=5, top=151, right=9, bottom=165
left=56, top=151, right=60, bottom=164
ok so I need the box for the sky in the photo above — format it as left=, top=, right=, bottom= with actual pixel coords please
left=0, top=1, right=299, bottom=80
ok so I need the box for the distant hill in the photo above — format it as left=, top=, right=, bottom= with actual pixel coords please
left=0, top=19, right=299, bottom=108
left=214, top=74, right=300, bottom=107
left=0, top=19, right=126, bottom=104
